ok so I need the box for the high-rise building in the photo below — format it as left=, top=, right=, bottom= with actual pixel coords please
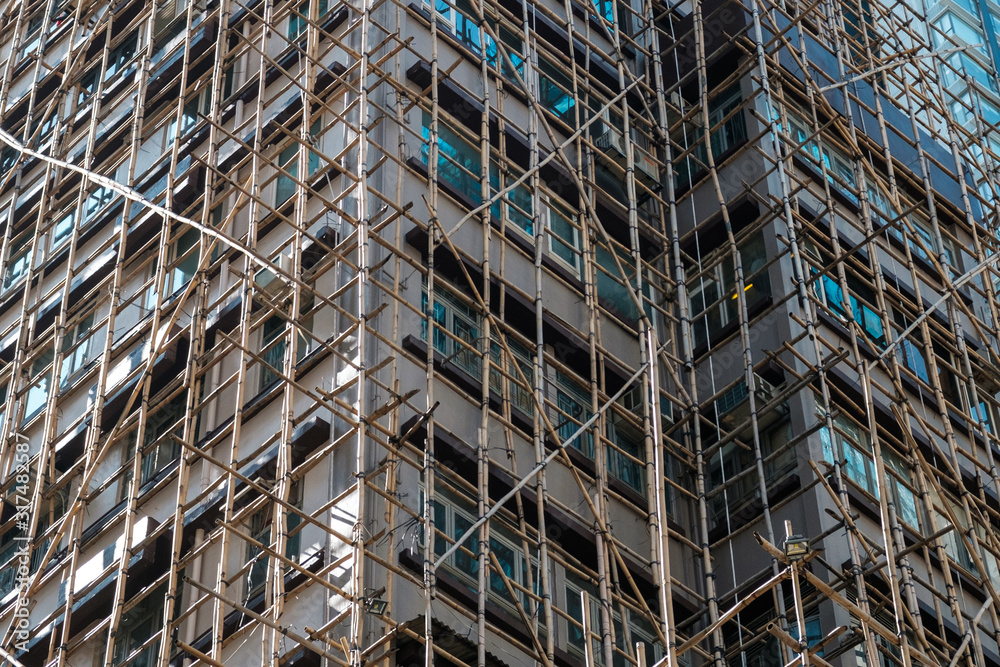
left=2, top=0, right=1000, bottom=664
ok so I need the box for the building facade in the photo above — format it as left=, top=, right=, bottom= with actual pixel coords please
left=1, top=0, right=1000, bottom=664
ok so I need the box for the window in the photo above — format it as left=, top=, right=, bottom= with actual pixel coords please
left=555, top=371, right=594, bottom=457
left=23, top=347, right=53, bottom=423
left=0, top=382, right=8, bottom=441
left=259, top=315, right=287, bottom=390
left=421, top=281, right=481, bottom=378
left=893, top=310, right=929, bottom=384
left=850, top=605, right=903, bottom=667
left=3, top=231, right=32, bottom=292
left=121, top=393, right=186, bottom=496
left=597, top=242, right=653, bottom=324
left=544, top=196, right=582, bottom=274
left=805, top=241, right=886, bottom=348
left=0, top=147, right=18, bottom=180
left=104, top=33, right=139, bottom=83
left=972, top=395, right=996, bottom=435
left=484, top=25, right=524, bottom=78
left=810, top=254, right=885, bottom=348
left=936, top=505, right=977, bottom=575
left=0, top=524, right=25, bottom=600
left=538, top=58, right=576, bottom=126
left=428, top=490, right=540, bottom=616
left=784, top=113, right=857, bottom=203
left=148, top=91, right=210, bottom=160
left=489, top=336, right=533, bottom=416
left=76, top=68, right=99, bottom=108
left=258, top=296, right=314, bottom=391
left=708, top=421, right=793, bottom=527
left=179, top=88, right=211, bottom=136
left=29, top=112, right=57, bottom=148
left=30, top=484, right=68, bottom=574
left=19, top=11, right=44, bottom=60
left=112, top=585, right=165, bottom=667
left=870, top=181, right=942, bottom=263
left=565, top=579, right=661, bottom=667
left=420, top=112, right=482, bottom=204
left=489, top=162, right=533, bottom=234
left=708, top=85, right=745, bottom=156
left=607, top=406, right=645, bottom=494
left=788, top=612, right=823, bottom=656
left=245, top=481, right=303, bottom=600
left=422, top=0, right=523, bottom=78
left=154, top=0, right=187, bottom=36
left=167, top=229, right=200, bottom=296
left=49, top=209, right=75, bottom=254
left=591, top=0, right=633, bottom=33
left=275, top=119, right=322, bottom=206
left=675, top=86, right=747, bottom=188
left=60, top=311, right=99, bottom=388
left=288, top=0, right=328, bottom=39
left=941, top=51, right=998, bottom=93
left=554, top=372, right=645, bottom=493
left=932, top=500, right=1000, bottom=587
left=819, top=412, right=878, bottom=497
left=934, top=12, right=989, bottom=57
left=687, top=231, right=770, bottom=348
left=883, top=448, right=919, bottom=528
left=222, top=60, right=240, bottom=100
left=83, top=184, right=119, bottom=227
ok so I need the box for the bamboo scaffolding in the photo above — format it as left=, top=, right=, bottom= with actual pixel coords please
left=5, top=0, right=1000, bottom=663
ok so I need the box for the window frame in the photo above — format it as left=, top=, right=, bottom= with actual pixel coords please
left=245, top=480, right=303, bottom=601
left=3, top=230, right=33, bottom=293
left=48, top=208, right=75, bottom=256
left=488, top=335, right=534, bottom=416
left=428, top=489, right=542, bottom=618
left=421, top=280, right=483, bottom=379
left=542, top=194, right=582, bottom=276
left=60, top=310, right=99, bottom=389
left=275, top=118, right=322, bottom=206
left=103, top=32, right=140, bottom=84
left=18, top=10, right=45, bottom=60
left=287, top=0, right=329, bottom=40
left=820, top=412, right=879, bottom=498
left=120, top=393, right=187, bottom=498
left=564, top=578, right=661, bottom=667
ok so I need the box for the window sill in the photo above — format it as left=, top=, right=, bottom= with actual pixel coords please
left=11, top=57, right=33, bottom=80
left=790, top=153, right=861, bottom=215
left=408, top=156, right=589, bottom=296
left=398, top=548, right=543, bottom=651
left=99, top=68, right=137, bottom=106
left=402, top=333, right=483, bottom=402
left=0, top=283, right=27, bottom=319
left=42, top=243, right=71, bottom=277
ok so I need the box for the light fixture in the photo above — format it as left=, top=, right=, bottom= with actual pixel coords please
left=784, top=535, right=810, bottom=562
left=366, top=598, right=388, bottom=615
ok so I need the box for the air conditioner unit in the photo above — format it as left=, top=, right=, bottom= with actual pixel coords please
left=716, top=374, right=786, bottom=435
left=594, top=128, right=661, bottom=187
left=620, top=384, right=643, bottom=413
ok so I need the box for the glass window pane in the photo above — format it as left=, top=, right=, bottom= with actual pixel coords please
left=453, top=512, right=478, bottom=577
left=489, top=538, right=516, bottom=602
